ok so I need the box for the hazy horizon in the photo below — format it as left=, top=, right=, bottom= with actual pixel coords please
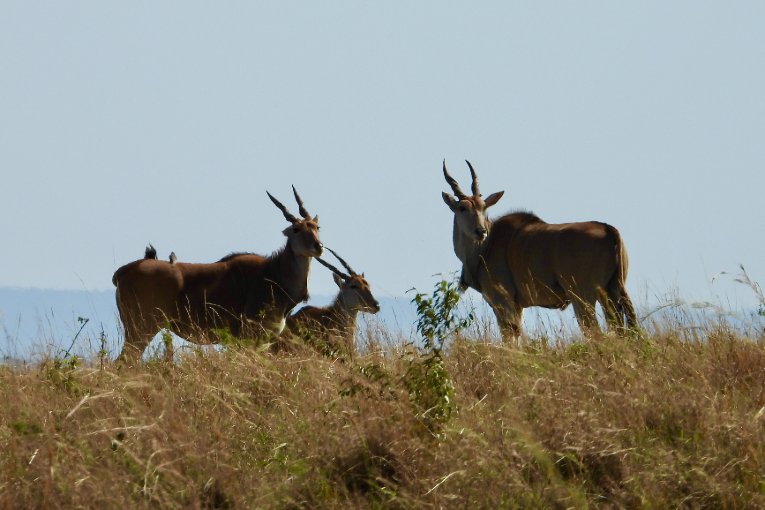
left=2, top=281, right=762, bottom=361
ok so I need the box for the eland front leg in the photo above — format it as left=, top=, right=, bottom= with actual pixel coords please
left=483, top=286, right=523, bottom=343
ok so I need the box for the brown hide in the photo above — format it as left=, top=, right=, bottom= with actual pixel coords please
left=471, top=212, right=636, bottom=336
left=114, top=246, right=310, bottom=362
left=442, top=160, right=636, bottom=338
left=285, top=273, right=379, bottom=358
left=286, top=306, right=356, bottom=357
left=114, top=187, right=322, bottom=363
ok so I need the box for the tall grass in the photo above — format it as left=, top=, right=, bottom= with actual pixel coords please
left=2, top=319, right=764, bottom=508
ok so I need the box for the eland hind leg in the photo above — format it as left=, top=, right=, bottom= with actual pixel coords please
left=598, top=287, right=623, bottom=332
left=604, top=279, right=638, bottom=333
left=115, top=299, right=162, bottom=365
left=622, top=294, right=637, bottom=330
left=567, top=288, right=601, bottom=337
left=117, top=326, right=155, bottom=365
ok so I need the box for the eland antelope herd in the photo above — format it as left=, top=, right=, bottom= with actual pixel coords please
left=113, top=162, right=637, bottom=363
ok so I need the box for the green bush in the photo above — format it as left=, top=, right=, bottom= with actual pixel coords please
left=405, top=277, right=474, bottom=434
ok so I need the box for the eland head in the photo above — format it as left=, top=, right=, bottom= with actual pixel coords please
left=316, top=248, right=380, bottom=314
left=268, top=185, right=323, bottom=258
left=441, top=160, right=504, bottom=243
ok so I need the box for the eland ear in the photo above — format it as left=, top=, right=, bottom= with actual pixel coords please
left=313, top=214, right=319, bottom=223
left=282, top=225, right=294, bottom=237
left=332, top=273, right=345, bottom=287
left=442, top=192, right=457, bottom=211
left=484, top=191, right=504, bottom=208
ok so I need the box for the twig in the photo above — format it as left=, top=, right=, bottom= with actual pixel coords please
left=424, top=470, right=465, bottom=496
left=64, top=317, right=90, bottom=357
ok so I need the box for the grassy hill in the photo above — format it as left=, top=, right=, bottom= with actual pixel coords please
left=2, top=320, right=764, bottom=508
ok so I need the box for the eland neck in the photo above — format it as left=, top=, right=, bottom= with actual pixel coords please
left=452, top=217, right=487, bottom=290
left=328, top=295, right=358, bottom=332
left=276, top=243, right=312, bottom=304
left=326, top=295, right=359, bottom=357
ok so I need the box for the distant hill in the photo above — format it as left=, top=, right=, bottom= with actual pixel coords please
left=0, top=287, right=119, bottom=360
left=0, top=287, right=420, bottom=360
left=4, top=287, right=758, bottom=362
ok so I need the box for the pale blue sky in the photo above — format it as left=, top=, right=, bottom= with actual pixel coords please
left=1, top=2, right=763, bottom=309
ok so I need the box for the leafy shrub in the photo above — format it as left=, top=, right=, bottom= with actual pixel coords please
left=42, top=355, right=81, bottom=394
left=405, top=277, right=473, bottom=434
left=410, top=278, right=474, bottom=353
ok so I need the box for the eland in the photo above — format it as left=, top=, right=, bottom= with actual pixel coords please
left=113, top=187, right=323, bottom=363
left=441, top=160, right=637, bottom=339
left=286, top=248, right=379, bottom=358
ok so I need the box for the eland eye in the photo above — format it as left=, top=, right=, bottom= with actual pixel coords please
left=458, top=205, right=466, bottom=212
left=292, top=227, right=299, bottom=234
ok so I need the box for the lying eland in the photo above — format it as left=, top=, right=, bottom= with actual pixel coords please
left=113, top=187, right=323, bottom=363
left=441, top=160, right=637, bottom=339
left=286, top=248, right=379, bottom=358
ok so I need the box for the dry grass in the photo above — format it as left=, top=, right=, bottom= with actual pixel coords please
left=2, top=327, right=765, bottom=509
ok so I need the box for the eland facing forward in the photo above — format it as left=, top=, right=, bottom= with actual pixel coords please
left=441, top=160, right=637, bottom=339
left=113, top=187, right=323, bottom=363
left=286, top=248, right=379, bottom=358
